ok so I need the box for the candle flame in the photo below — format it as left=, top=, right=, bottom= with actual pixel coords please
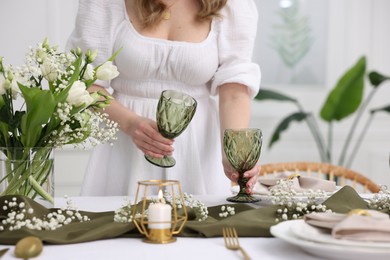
left=158, top=189, right=163, bottom=202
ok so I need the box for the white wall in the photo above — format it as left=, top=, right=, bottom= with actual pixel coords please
left=0, top=0, right=389, bottom=196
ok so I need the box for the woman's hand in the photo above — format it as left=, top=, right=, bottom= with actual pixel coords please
left=223, top=158, right=260, bottom=194
left=242, top=165, right=260, bottom=194
left=86, top=85, right=174, bottom=158
left=126, top=115, right=174, bottom=158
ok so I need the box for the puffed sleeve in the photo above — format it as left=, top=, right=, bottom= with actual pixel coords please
left=211, top=0, right=261, bottom=98
left=66, top=0, right=124, bottom=88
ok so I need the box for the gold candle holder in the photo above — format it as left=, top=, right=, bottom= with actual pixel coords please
left=132, top=180, right=188, bottom=244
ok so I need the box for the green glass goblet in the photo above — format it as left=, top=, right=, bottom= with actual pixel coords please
left=224, top=128, right=262, bottom=203
left=145, top=90, right=197, bottom=168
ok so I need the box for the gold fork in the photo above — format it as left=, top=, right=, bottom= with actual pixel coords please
left=222, top=227, right=251, bottom=260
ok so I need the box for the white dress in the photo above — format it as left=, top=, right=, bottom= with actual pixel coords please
left=67, top=0, right=261, bottom=196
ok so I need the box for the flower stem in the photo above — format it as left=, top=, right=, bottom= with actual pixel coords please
left=295, top=103, right=329, bottom=162
left=328, top=122, right=333, bottom=164
left=345, top=114, right=374, bottom=168
left=28, top=175, right=54, bottom=204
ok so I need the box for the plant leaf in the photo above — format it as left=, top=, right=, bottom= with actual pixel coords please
left=320, top=56, right=366, bottom=122
left=368, top=71, right=390, bottom=87
left=108, top=47, right=122, bottom=62
left=93, top=47, right=122, bottom=72
left=0, top=121, right=9, bottom=147
left=0, top=97, right=10, bottom=124
left=370, top=104, right=390, bottom=114
left=269, top=112, right=308, bottom=148
left=19, top=85, right=57, bottom=147
left=9, top=111, right=24, bottom=132
left=254, top=89, right=297, bottom=103
left=55, top=55, right=83, bottom=104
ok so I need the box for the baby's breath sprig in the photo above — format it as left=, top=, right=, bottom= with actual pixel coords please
left=163, top=192, right=209, bottom=222
left=270, top=179, right=331, bottom=222
left=218, top=205, right=235, bottom=218
left=113, top=192, right=209, bottom=223
left=0, top=196, right=90, bottom=231
left=113, top=197, right=142, bottom=223
left=367, top=185, right=390, bottom=212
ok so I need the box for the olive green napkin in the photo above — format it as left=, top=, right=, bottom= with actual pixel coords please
left=0, top=186, right=371, bottom=245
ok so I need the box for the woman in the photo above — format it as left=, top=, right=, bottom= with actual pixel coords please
left=67, top=0, right=261, bottom=196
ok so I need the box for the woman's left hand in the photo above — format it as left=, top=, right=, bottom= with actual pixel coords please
left=223, top=159, right=260, bottom=194
left=242, top=165, right=260, bottom=194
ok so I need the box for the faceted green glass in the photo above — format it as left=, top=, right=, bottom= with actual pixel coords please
left=224, top=128, right=262, bottom=203
left=145, top=90, right=197, bottom=168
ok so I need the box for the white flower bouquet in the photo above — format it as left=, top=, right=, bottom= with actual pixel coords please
left=0, top=38, right=119, bottom=204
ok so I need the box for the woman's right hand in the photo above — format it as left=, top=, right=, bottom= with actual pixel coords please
left=86, top=85, right=173, bottom=158
left=126, top=115, right=174, bottom=158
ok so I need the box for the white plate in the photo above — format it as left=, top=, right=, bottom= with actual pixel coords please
left=270, top=220, right=390, bottom=260
left=290, top=220, right=390, bottom=249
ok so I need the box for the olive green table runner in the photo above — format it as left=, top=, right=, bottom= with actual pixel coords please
left=0, top=186, right=371, bottom=245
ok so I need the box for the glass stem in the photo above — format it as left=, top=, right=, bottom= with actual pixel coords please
left=237, top=173, right=248, bottom=194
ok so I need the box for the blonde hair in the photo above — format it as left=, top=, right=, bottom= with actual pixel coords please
left=134, top=0, right=227, bottom=27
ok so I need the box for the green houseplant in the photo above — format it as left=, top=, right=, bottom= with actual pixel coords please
left=255, top=56, right=390, bottom=168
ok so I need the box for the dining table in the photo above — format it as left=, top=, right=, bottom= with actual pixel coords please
left=0, top=195, right=325, bottom=260
left=0, top=192, right=385, bottom=260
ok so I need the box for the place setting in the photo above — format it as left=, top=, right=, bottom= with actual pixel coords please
left=271, top=212, right=390, bottom=259
left=270, top=185, right=390, bottom=259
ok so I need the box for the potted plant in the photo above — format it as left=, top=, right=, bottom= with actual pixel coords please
left=255, top=56, right=390, bottom=168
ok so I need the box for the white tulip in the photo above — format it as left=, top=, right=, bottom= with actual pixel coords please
left=41, top=60, right=58, bottom=82
left=66, top=80, right=93, bottom=107
left=83, top=64, right=95, bottom=81
left=96, top=61, right=119, bottom=81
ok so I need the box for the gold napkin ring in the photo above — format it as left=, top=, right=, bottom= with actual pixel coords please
left=347, top=209, right=371, bottom=217
left=287, top=173, right=301, bottom=180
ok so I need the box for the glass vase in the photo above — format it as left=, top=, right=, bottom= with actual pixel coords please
left=0, top=147, right=54, bottom=207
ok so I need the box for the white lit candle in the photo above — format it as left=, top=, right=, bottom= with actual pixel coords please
left=148, top=190, right=172, bottom=229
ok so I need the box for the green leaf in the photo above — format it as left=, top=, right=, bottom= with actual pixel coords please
left=9, top=111, right=24, bottom=131
left=55, top=55, right=83, bottom=104
left=370, top=104, right=390, bottom=114
left=108, top=47, right=122, bottom=62
left=269, top=112, right=308, bottom=148
left=41, top=116, right=61, bottom=140
left=17, top=82, right=41, bottom=104
left=320, top=56, right=366, bottom=122
left=254, top=89, right=297, bottom=103
left=18, top=85, right=57, bottom=147
left=0, top=121, right=9, bottom=147
left=0, top=95, right=5, bottom=107
left=93, top=47, right=122, bottom=73
left=0, top=99, right=10, bottom=124
left=368, top=71, right=390, bottom=87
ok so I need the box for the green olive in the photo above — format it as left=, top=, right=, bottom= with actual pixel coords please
left=14, top=236, right=43, bottom=259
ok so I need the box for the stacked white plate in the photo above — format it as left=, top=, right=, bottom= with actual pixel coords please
left=270, top=220, right=390, bottom=260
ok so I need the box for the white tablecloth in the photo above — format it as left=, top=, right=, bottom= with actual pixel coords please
left=0, top=196, right=321, bottom=260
